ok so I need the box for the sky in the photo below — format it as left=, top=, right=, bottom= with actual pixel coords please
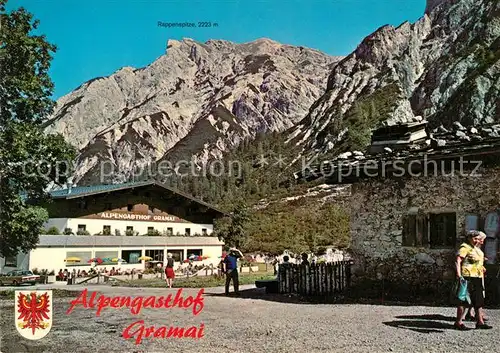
left=8, top=0, right=426, bottom=100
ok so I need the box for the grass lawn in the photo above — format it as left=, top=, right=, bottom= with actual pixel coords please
left=120, top=272, right=276, bottom=288
left=0, top=289, right=78, bottom=300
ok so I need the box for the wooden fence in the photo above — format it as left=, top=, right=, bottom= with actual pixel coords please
left=278, top=261, right=353, bottom=296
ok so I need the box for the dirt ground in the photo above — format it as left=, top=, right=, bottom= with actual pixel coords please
left=1, top=284, right=499, bottom=353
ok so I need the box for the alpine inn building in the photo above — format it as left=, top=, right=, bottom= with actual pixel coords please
left=0, top=181, right=226, bottom=273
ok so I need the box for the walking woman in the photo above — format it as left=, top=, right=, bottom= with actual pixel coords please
left=165, top=253, right=175, bottom=288
left=462, top=235, right=489, bottom=322
left=454, top=230, right=492, bottom=330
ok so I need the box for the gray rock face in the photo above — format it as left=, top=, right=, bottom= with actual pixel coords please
left=425, top=0, right=447, bottom=14
left=46, top=0, right=499, bottom=185
left=290, top=0, right=500, bottom=157
left=45, top=38, right=340, bottom=184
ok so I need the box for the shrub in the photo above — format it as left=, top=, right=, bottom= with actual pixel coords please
left=45, top=226, right=60, bottom=235
left=63, top=228, right=73, bottom=235
left=125, top=229, right=137, bottom=236
left=146, top=229, right=161, bottom=236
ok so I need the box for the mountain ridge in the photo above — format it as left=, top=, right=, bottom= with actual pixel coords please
left=289, top=0, right=499, bottom=158
left=45, top=38, right=341, bottom=185
left=45, top=0, right=499, bottom=189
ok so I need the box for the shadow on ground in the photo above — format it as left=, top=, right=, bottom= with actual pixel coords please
left=204, top=287, right=309, bottom=304
left=205, top=287, right=500, bottom=310
left=383, top=314, right=460, bottom=333
left=205, top=287, right=452, bottom=307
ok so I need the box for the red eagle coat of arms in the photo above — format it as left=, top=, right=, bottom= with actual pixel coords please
left=15, top=290, right=52, bottom=340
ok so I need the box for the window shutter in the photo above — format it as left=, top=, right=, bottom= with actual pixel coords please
left=416, top=213, right=428, bottom=247
left=429, top=213, right=437, bottom=247
left=402, top=214, right=417, bottom=246
left=445, top=213, right=457, bottom=246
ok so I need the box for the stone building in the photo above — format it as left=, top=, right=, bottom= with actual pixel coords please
left=295, top=121, right=500, bottom=293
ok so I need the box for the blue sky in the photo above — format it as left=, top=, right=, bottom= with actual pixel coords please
left=8, top=0, right=426, bottom=99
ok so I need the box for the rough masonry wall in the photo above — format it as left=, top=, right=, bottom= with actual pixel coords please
left=350, top=165, right=500, bottom=286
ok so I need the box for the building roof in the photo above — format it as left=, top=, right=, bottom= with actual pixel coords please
left=48, top=181, right=145, bottom=198
left=37, top=235, right=224, bottom=248
left=44, top=180, right=227, bottom=216
left=294, top=123, right=500, bottom=184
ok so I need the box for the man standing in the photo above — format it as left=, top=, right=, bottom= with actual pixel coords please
left=223, top=247, right=243, bottom=295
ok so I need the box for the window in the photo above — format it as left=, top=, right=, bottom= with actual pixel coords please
left=127, top=204, right=133, bottom=212
left=185, top=228, right=191, bottom=236
left=5, top=256, right=16, bottom=267
left=168, top=250, right=183, bottom=262
left=65, top=251, right=91, bottom=266
left=402, top=211, right=456, bottom=248
left=121, top=250, right=141, bottom=264
left=104, top=203, right=112, bottom=210
left=147, top=227, right=154, bottom=234
left=78, top=224, right=86, bottom=231
left=126, top=226, right=133, bottom=231
left=103, top=225, right=111, bottom=235
left=95, top=251, right=118, bottom=263
left=187, top=249, right=203, bottom=257
left=201, top=228, right=207, bottom=236
left=145, top=249, right=164, bottom=261
left=166, top=227, right=173, bottom=236
left=429, top=213, right=456, bottom=248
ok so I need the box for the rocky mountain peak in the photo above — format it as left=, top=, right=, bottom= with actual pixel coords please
left=46, top=38, right=341, bottom=185
left=290, top=0, right=499, bottom=158
left=425, top=0, right=448, bottom=14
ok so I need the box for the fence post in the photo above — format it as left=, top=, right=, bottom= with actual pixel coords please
left=320, top=264, right=323, bottom=295
left=346, top=260, right=352, bottom=288
left=277, top=261, right=352, bottom=298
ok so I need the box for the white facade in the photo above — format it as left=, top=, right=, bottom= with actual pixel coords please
left=29, top=245, right=221, bottom=272
left=44, top=218, right=213, bottom=236
left=1, top=235, right=224, bottom=273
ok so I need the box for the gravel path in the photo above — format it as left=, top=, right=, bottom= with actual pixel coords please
left=1, top=284, right=499, bottom=353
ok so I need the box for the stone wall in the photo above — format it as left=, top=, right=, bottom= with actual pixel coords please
left=349, top=165, right=500, bottom=289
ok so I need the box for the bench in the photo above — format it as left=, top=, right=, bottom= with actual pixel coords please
left=255, top=279, right=279, bottom=293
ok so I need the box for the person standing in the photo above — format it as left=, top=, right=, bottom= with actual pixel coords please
left=165, top=253, right=175, bottom=288
left=277, top=255, right=291, bottom=280
left=454, top=230, right=492, bottom=330
left=272, top=256, right=278, bottom=275
left=223, top=248, right=243, bottom=295
left=301, top=253, right=310, bottom=266
left=463, top=235, right=489, bottom=322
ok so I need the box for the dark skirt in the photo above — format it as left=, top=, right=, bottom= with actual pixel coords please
left=165, top=267, right=175, bottom=279
left=452, top=277, right=484, bottom=308
left=466, top=277, right=485, bottom=308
